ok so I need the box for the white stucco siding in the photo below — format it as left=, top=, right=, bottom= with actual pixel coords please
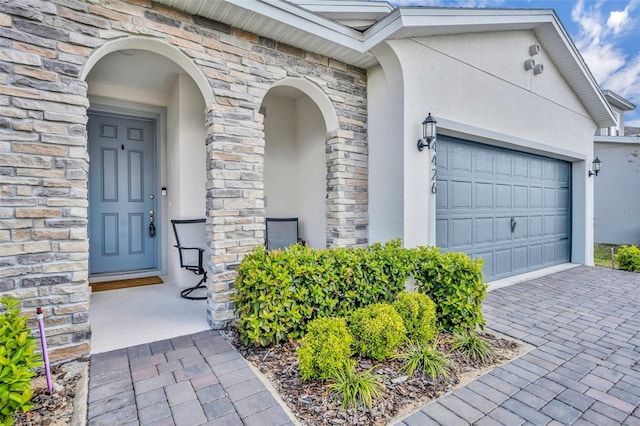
left=167, top=74, right=207, bottom=287
left=367, top=49, right=405, bottom=244
left=371, top=30, right=599, bottom=264
left=595, top=141, right=640, bottom=244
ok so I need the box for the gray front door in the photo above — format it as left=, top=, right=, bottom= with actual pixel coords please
left=436, top=136, right=571, bottom=280
left=88, top=112, right=158, bottom=274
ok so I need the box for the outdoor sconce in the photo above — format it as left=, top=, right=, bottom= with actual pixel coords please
left=589, top=157, right=601, bottom=177
left=417, top=113, right=437, bottom=151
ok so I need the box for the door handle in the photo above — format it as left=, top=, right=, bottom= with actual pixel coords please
left=510, top=217, right=517, bottom=233
left=149, top=209, right=156, bottom=238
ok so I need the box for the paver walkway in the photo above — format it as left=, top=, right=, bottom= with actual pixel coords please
left=88, top=265, right=640, bottom=425
left=87, top=330, right=293, bottom=425
left=399, top=265, right=640, bottom=425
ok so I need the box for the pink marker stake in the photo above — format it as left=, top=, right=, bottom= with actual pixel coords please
left=36, top=308, right=53, bottom=393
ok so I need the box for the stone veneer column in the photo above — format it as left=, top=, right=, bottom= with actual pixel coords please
left=204, top=103, right=265, bottom=327
left=326, top=129, right=368, bottom=248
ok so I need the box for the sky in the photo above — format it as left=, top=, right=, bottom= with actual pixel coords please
left=388, top=0, right=640, bottom=127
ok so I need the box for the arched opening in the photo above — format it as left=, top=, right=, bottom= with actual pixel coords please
left=83, top=38, right=210, bottom=352
left=262, top=80, right=336, bottom=248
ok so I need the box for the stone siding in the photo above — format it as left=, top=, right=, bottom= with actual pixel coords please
left=0, top=0, right=367, bottom=360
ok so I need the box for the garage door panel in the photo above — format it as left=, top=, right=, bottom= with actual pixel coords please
left=514, top=185, right=528, bottom=208
left=558, top=163, right=571, bottom=184
left=475, top=252, right=493, bottom=277
left=556, top=214, right=569, bottom=236
left=437, top=136, right=571, bottom=281
left=529, top=216, right=543, bottom=237
left=543, top=161, right=556, bottom=181
left=475, top=217, right=493, bottom=245
left=544, top=188, right=556, bottom=208
left=495, top=249, right=512, bottom=276
left=451, top=218, right=473, bottom=248
left=530, top=160, right=543, bottom=179
left=451, top=145, right=472, bottom=172
left=495, top=217, right=512, bottom=242
left=530, top=187, right=542, bottom=208
left=495, top=154, right=512, bottom=176
left=543, top=242, right=555, bottom=264
left=436, top=179, right=448, bottom=209
left=557, top=239, right=569, bottom=262
left=529, top=244, right=543, bottom=267
left=452, top=181, right=472, bottom=209
left=513, top=246, right=528, bottom=272
left=436, top=219, right=448, bottom=247
left=496, top=184, right=512, bottom=208
left=514, top=157, right=528, bottom=178
left=474, top=149, right=493, bottom=174
left=513, top=216, right=527, bottom=240
left=544, top=215, right=556, bottom=236
left=475, top=182, right=493, bottom=208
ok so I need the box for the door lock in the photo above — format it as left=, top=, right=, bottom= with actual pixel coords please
left=510, top=217, right=517, bottom=233
left=149, top=209, right=156, bottom=238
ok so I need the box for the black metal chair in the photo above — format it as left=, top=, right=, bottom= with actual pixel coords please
left=171, top=219, right=207, bottom=300
left=266, top=218, right=304, bottom=250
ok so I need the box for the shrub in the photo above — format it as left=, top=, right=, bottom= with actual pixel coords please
left=297, top=317, right=353, bottom=381
left=233, top=240, right=412, bottom=346
left=348, top=303, right=406, bottom=361
left=393, top=292, right=437, bottom=344
left=395, top=342, right=450, bottom=379
left=451, top=331, right=495, bottom=364
left=328, top=361, right=385, bottom=409
left=0, top=297, right=42, bottom=426
left=412, top=247, right=487, bottom=333
left=615, top=245, right=640, bottom=272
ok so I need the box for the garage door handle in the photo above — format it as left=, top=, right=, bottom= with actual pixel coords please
left=511, top=217, right=517, bottom=233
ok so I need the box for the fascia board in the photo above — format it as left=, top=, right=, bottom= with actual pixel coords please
left=538, top=14, right=617, bottom=128
left=594, top=136, right=640, bottom=144
left=231, top=0, right=365, bottom=47
left=603, top=90, right=637, bottom=111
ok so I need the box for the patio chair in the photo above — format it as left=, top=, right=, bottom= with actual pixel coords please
left=266, top=217, right=304, bottom=250
left=171, top=218, right=207, bottom=300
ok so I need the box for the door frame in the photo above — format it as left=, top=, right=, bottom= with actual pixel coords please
left=88, top=96, right=168, bottom=281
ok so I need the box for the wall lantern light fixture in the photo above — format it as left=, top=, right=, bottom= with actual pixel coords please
left=417, top=113, right=437, bottom=151
left=588, top=156, right=601, bottom=177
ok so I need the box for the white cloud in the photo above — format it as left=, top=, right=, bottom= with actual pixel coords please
left=571, top=0, right=640, bottom=109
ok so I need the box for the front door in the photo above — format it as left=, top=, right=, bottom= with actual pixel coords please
left=88, top=112, right=158, bottom=274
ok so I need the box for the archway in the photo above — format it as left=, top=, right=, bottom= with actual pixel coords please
left=83, top=37, right=211, bottom=352
left=262, top=78, right=338, bottom=248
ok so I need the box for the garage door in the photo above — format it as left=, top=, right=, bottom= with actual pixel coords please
left=436, top=136, right=571, bottom=281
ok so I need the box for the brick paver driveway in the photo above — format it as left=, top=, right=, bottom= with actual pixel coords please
left=399, top=266, right=640, bottom=425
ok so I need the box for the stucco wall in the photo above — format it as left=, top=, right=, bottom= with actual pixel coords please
left=595, top=141, right=640, bottom=244
left=369, top=31, right=598, bottom=264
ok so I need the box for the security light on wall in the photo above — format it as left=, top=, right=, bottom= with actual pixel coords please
left=534, top=64, right=544, bottom=75
left=417, top=113, right=437, bottom=151
left=589, top=157, right=601, bottom=177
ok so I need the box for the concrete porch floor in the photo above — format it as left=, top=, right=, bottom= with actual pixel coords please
left=89, top=279, right=210, bottom=354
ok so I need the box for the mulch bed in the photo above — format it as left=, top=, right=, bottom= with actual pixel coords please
left=13, top=359, right=88, bottom=426
left=224, top=329, right=523, bottom=425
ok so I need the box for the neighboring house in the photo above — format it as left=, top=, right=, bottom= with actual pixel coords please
left=594, top=91, right=639, bottom=244
left=0, top=0, right=616, bottom=361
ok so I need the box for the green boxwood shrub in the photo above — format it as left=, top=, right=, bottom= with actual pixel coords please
left=348, top=303, right=406, bottom=361
left=233, top=240, right=412, bottom=346
left=1, top=297, right=41, bottom=426
left=412, top=247, right=487, bottom=333
left=615, top=245, right=640, bottom=272
left=393, top=292, right=437, bottom=344
left=297, top=317, right=353, bottom=381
